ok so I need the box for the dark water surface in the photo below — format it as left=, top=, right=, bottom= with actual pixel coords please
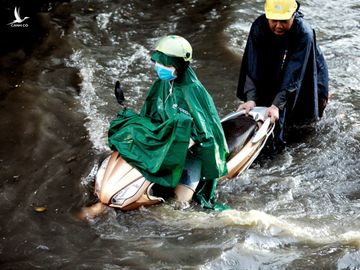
left=0, top=0, right=359, bottom=269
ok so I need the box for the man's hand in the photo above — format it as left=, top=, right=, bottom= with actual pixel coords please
left=237, top=100, right=256, bottom=113
left=265, top=105, right=279, bottom=123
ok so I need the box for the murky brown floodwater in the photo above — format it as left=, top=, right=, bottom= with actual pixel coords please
left=0, top=0, right=359, bottom=269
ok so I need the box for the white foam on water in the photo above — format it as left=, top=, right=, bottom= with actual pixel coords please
left=66, top=50, right=110, bottom=152
left=96, top=12, right=112, bottom=30
left=65, top=41, right=151, bottom=152
left=144, top=206, right=360, bottom=248
left=223, top=0, right=263, bottom=56
left=104, top=43, right=152, bottom=107
left=217, top=210, right=360, bottom=247
left=337, top=250, right=360, bottom=269
left=80, top=161, right=100, bottom=186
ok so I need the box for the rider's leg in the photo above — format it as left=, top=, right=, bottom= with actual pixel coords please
left=175, top=152, right=201, bottom=203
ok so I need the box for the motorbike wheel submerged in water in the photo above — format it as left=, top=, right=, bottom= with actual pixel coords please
left=91, top=107, right=275, bottom=212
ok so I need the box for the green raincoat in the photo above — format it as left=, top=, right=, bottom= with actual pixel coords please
left=108, top=52, right=228, bottom=205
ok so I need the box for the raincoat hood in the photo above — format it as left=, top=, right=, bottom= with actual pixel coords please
left=151, top=51, right=185, bottom=70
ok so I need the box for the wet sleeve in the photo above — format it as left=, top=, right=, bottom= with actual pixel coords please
left=272, top=89, right=287, bottom=109
left=315, top=43, right=329, bottom=100
left=273, top=30, right=314, bottom=110
left=243, top=75, right=257, bottom=102
left=237, top=25, right=259, bottom=103
left=316, top=44, right=329, bottom=117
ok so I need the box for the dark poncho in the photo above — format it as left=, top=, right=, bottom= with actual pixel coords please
left=237, top=13, right=329, bottom=124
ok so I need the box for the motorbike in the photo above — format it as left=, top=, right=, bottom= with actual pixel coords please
left=93, top=82, right=275, bottom=211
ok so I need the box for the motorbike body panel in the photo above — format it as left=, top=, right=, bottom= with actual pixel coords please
left=95, top=107, right=274, bottom=209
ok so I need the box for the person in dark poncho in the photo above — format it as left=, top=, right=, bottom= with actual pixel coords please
left=236, top=0, right=329, bottom=153
left=108, top=35, right=228, bottom=209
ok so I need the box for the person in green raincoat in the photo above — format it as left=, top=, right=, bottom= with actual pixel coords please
left=108, top=35, right=228, bottom=209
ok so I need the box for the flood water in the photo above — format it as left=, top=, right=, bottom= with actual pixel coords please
left=0, top=0, right=359, bottom=269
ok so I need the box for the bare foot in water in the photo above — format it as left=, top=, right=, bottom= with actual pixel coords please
left=77, top=202, right=110, bottom=220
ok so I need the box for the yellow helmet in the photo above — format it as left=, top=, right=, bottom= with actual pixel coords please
left=265, top=0, right=298, bottom=20
left=155, top=35, right=192, bottom=62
